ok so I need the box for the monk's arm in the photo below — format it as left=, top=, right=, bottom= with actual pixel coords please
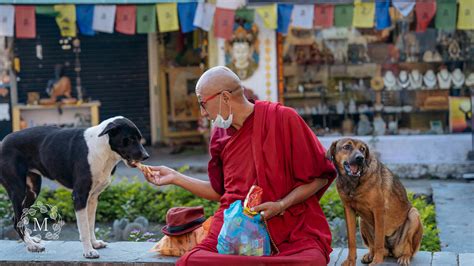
left=174, top=173, right=221, bottom=202
left=279, top=178, right=328, bottom=212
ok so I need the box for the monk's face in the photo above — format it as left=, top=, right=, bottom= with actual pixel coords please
left=196, top=88, right=233, bottom=121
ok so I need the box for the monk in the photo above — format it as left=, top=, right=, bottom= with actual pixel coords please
left=144, top=66, right=337, bottom=265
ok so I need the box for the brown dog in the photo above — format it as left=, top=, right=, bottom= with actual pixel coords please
left=326, top=138, right=423, bottom=266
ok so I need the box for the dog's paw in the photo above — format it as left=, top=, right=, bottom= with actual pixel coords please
left=92, top=240, right=108, bottom=249
left=342, top=259, right=356, bottom=266
left=361, top=252, right=373, bottom=264
left=83, top=249, right=100, bottom=259
left=368, top=258, right=384, bottom=266
left=397, top=255, right=411, bottom=266
left=26, top=242, right=45, bottom=253
left=30, top=236, right=42, bottom=244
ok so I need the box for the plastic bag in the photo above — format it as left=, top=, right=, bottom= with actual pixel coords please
left=217, top=200, right=272, bottom=256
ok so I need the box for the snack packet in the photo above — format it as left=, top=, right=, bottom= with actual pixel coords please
left=243, top=185, right=263, bottom=216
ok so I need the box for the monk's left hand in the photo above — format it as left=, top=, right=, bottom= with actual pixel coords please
left=251, top=201, right=284, bottom=220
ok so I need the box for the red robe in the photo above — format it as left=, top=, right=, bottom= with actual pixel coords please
left=177, top=101, right=336, bottom=265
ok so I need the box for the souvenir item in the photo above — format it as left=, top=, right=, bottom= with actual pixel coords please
left=348, top=99, right=357, bottom=114
left=383, top=70, right=397, bottom=91
left=373, top=114, right=386, bottom=136
left=371, top=76, right=384, bottom=91
left=437, top=68, right=452, bottom=90
left=357, top=114, right=372, bottom=136
left=451, top=68, right=465, bottom=88
left=465, top=73, right=474, bottom=87
left=423, top=70, right=437, bottom=89
left=336, top=99, right=345, bottom=114
left=398, top=70, right=410, bottom=89
left=409, top=69, right=423, bottom=90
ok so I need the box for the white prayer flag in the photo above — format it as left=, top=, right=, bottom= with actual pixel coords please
left=393, top=0, right=416, bottom=17
left=291, top=5, right=314, bottom=29
left=93, top=5, right=116, bottom=33
left=216, top=0, right=245, bottom=10
left=0, top=5, right=14, bottom=37
left=193, top=3, right=216, bottom=32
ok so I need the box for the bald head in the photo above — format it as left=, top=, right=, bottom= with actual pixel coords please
left=195, top=66, right=243, bottom=97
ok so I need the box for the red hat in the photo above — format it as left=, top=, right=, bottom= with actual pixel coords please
left=161, top=206, right=205, bottom=236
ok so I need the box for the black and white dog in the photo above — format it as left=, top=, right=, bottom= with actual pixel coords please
left=0, top=116, right=149, bottom=258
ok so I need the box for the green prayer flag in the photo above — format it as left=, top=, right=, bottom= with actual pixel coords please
left=137, top=5, right=157, bottom=34
left=436, top=0, right=457, bottom=30
left=36, top=5, right=59, bottom=17
left=236, top=8, right=255, bottom=24
left=334, top=4, right=354, bottom=28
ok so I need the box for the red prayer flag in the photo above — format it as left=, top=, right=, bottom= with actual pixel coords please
left=115, top=5, right=136, bottom=35
left=314, top=4, right=334, bottom=28
left=15, top=6, right=35, bottom=39
left=416, top=0, right=436, bottom=32
left=214, top=8, right=235, bottom=40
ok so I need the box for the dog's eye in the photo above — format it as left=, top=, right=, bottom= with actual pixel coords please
left=343, top=144, right=351, bottom=150
left=360, top=147, right=366, bottom=152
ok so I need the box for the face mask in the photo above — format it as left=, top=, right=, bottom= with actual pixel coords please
left=212, top=94, right=233, bottom=129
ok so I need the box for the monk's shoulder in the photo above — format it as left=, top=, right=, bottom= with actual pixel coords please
left=277, top=105, right=301, bottom=122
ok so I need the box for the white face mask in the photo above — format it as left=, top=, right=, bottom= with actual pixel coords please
left=212, top=94, right=233, bottom=129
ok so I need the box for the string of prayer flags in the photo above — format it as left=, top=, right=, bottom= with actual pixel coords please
left=255, top=5, right=276, bottom=29
left=76, top=5, right=95, bottom=36
left=178, top=2, right=197, bottom=33
left=0, top=5, right=15, bottom=37
left=54, top=5, right=76, bottom=37
left=136, top=5, right=156, bottom=34
left=277, top=4, right=293, bottom=34
left=193, top=2, right=215, bottom=32
left=291, top=5, right=314, bottom=29
left=157, top=3, right=179, bottom=33
left=115, top=5, right=135, bottom=35
left=457, top=0, right=474, bottom=30
left=353, top=0, right=375, bottom=28
left=314, top=4, right=334, bottom=29
left=375, top=0, right=391, bottom=30
left=15, top=5, right=35, bottom=39
left=334, top=4, right=353, bottom=28
left=393, top=0, right=416, bottom=17
left=435, top=0, right=457, bottom=30
left=214, top=8, right=235, bottom=40
left=416, top=0, right=437, bottom=32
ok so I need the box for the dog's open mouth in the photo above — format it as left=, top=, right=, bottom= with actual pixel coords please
left=343, top=161, right=361, bottom=177
left=126, top=160, right=140, bottom=168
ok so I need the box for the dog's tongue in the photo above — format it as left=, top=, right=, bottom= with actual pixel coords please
left=350, top=164, right=359, bottom=175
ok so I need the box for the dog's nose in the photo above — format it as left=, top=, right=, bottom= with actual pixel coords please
left=355, top=155, right=364, bottom=164
left=142, top=152, right=150, bottom=161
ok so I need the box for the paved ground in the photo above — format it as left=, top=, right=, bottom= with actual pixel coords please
left=432, top=182, right=474, bottom=253
left=1, top=240, right=473, bottom=266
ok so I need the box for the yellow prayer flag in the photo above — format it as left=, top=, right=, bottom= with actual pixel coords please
left=157, top=3, right=179, bottom=33
left=458, top=0, right=474, bottom=30
left=54, top=5, right=76, bottom=37
left=256, top=4, right=277, bottom=29
left=352, top=0, right=374, bottom=28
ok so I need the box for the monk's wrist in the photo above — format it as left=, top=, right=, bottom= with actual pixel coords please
left=277, top=200, right=286, bottom=215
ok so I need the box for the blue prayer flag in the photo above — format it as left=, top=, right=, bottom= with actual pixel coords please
left=375, top=0, right=391, bottom=30
left=76, top=5, right=94, bottom=36
left=277, top=4, right=293, bottom=34
left=178, top=2, right=197, bottom=33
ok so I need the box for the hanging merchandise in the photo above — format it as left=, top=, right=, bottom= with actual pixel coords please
left=291, top=5, right=314, bottom=30
left=277, top=4, right=293, bottom=34
left=256, top=5, right=276, bottom=29
left=0, top=5, right=15, bottom=37
left=54, top=5, right=76, bottom=37
left=375, top=0, right=391, bottom=30
left=136, top=5, right=156, bottom=34
left=398, top=70, right=410, bottom=89
left=76, top=5, right=95, bottom=36
left=15, top=5, right=35, bottom=39
left=409, top=69, right=423, bottom=90
left=157, top=3, right=179, bottom=33
left=353, top=0, right=375, bottom=28
left=334, top=4, right=353, bottom=28
left=93, top=5, right=116, bottom=33
left=416, top=0, right=437, bottom=33
left=193, top=2, right=216, bottom=32
left=451, top=68, right=465, bottom=88
left=213, top=8, right=235, bottom=40
left=435, top=0, right=457, bottom=30
left=178, top=2, right=197, bottom=33
left=437, top=68, right=452, bottom=90
left=314, top=4, right=334, bottom=29
left=423, top=69, right=437, bottom=89
left=392, top=0, right=416, bottom=17
left=116, top=5, right=136, bottom=35
left=458, top=0, right=474, bottom=30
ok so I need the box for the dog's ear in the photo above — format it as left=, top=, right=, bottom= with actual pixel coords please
left=98, top=122, right=118, bottom=137
left=326, top=140, right=338, bottom=162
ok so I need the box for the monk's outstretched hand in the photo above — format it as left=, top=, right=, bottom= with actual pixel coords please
left=250, top=201, right=285, bottom=220
left=143, top=165, right=177, bottom=186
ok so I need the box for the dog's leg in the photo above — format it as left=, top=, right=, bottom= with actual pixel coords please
left=22, top=173, right=45, bottom=251
left=392, top=208, right=423, bottom=266
left=87, top=194, right=107, bottom=249
left=360, top=219, right=375, bottom=264
left=73, top=185, right=99, bottom=259
left=370, top=208, right=386, bottom=266
left=342, top=205, right=358, bottom=266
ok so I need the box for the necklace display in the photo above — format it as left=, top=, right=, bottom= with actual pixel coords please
left=437, top=69, right=452, bottom=90
left=451, top=68, right=465, bottom=88
left=409, top=70, right=423, bottom=90
left=423, top=70, right=437, bottom=89
left=398, top=70, right=410, bottom=89
left=384, top=71, right=398, bottom=91
left=466, top=73, right=474, bottom=87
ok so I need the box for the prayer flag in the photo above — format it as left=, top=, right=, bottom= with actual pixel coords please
left=416, top=0, right=436, bottom=32
left=178, top=2, right=197, bottom=33
left=54, top=5, right=76, bottom=37
left=291, top=5, right=314, bottom=29
left=314, top=4, right=334, bottom=29
left=93, top=5, right=116, bottom=33
left=435, top=0, right=457, bottom=30
left=277, top=4, right=293, bottom=34
left=116, top=5, right=136, bottom=35
left=76, top=5, right=94, bottom=36
left=157, top=3, right=179, bottom=33
left=214, top=7, right=235, bottom=39
left=353, top=1, right=375, bottom=28
left=136, top=5, right=156, bottom=34
left=375, top=0, right=391, bottom=30
left=15, top=6, right=35, bottom=39
left=256, top=5, right=276, bottom=29
left=457, top=0, right=474, bottom=30
left=334, top=4, right=353, bottom=28
left=193, top=3, right=215, bottom=32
